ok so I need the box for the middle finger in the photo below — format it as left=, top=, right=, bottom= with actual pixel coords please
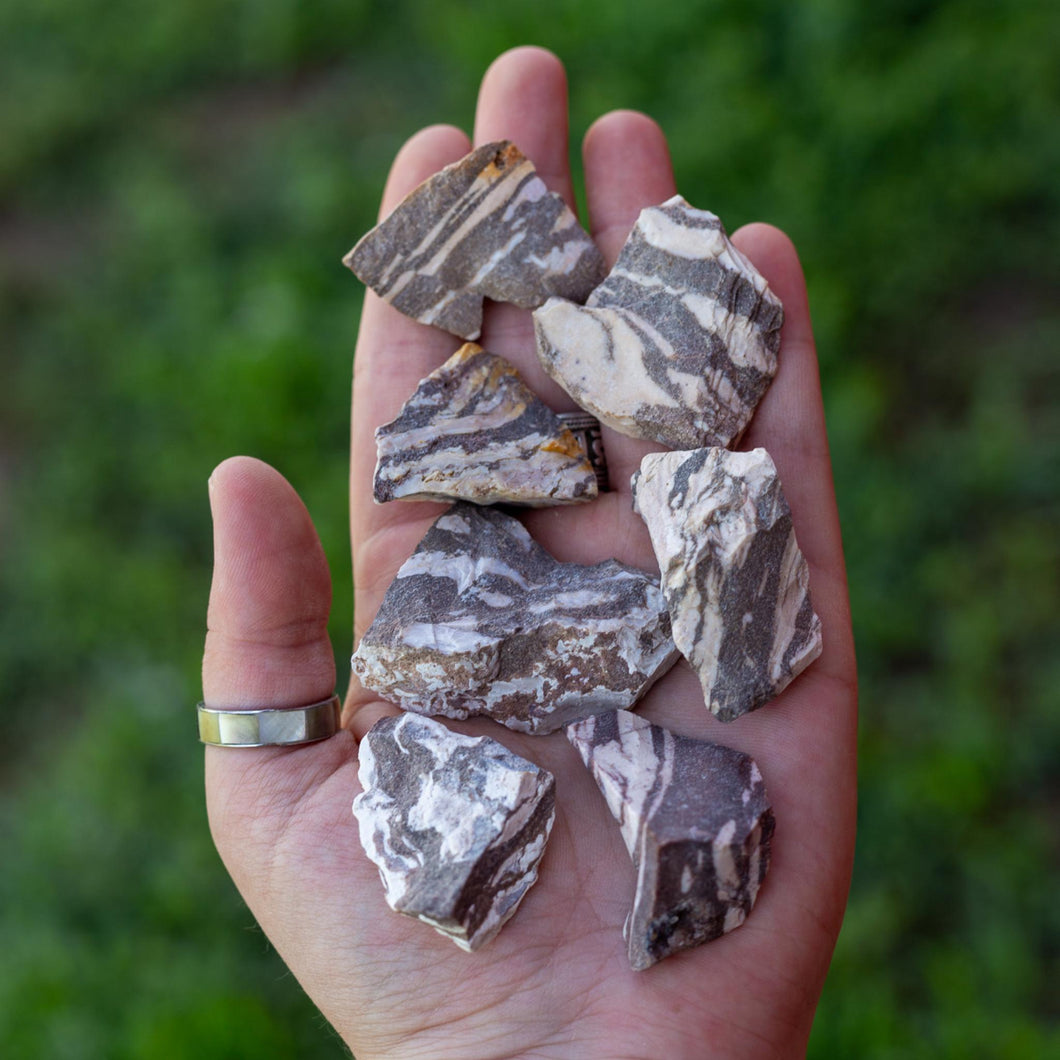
left=473, top=46, right=585, bottom=411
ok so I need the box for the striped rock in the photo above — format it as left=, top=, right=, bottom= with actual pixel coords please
left=344, top=141, right=606, bottom=341
left=373, top=342, right=598, bottom=506
left=566, top=710, right=774, bottom=970
left=352, top=503, right=679, bottom=735
left=632, top=447, right=822, bottom=721
left=353, top=713, right=555, bottom=952
left=534, top=195, right=784, bottom=450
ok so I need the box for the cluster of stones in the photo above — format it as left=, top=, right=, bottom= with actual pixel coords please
left=346, top=142, right=821, bottom=966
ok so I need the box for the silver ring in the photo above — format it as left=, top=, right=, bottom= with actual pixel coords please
left=556, top=411, right=610, bottom=492
left=198, top=694, right=342, bottom=747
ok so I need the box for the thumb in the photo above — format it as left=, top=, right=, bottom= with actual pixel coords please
left=203, top=455, right=336, bottom=709
left=201, top=456, right=354, bottom=896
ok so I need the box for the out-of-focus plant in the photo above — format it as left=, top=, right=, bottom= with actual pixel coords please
left=2, top=1, right=1058, bottom=1055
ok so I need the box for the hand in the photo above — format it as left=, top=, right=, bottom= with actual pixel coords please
left=202, top=46, right=857, bottom=1060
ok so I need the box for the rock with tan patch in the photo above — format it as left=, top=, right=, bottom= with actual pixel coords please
left=373, top=343, right=597, bottom=506
left=345, top=141, right=605, bottom=340
left=351, top=503, right=679, bottom=734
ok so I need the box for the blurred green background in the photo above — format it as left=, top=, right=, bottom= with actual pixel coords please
left=2, top=0, right=1058, bottom=1055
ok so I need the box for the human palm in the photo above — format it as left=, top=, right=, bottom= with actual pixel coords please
left=202, top=47, right=857, bottom=1060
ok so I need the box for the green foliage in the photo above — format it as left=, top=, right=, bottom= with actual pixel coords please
left=2, top=0, right=1058, bottom=1055
left=0, top=668, right=344, bottom=1058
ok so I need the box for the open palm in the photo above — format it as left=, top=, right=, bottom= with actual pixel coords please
left=202, top=47, right=857, bottom=1060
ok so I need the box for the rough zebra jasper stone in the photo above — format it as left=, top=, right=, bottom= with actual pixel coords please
left=353, top=713, right=555, bottom=952
left=632, top=447, right=823, bottom=721
left=534, top=195, right=784, bottom=449
left=352, top=504, right=679, bottom=734
left=373, top=343, right=598, bottom=506
left=566, top=710, right=774, bottom=970
left=344, top=141, right=606, bottom=341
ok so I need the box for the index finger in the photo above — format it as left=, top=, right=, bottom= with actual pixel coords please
left=349, top=125, right=471, bottom=641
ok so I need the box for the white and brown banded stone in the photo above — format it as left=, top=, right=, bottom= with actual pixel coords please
left=373, top=343, right=598, bottom=506
left=534, top=195, right=783, bottom=449
left=353, top=713, right=555, bottom=952
left=344, top=141, right=606, bottom=341
left=632, top=447, right=822, bottom=721
left=352, top=504, right=679, bottom=734
left=566, top=710, right=773, bottom=970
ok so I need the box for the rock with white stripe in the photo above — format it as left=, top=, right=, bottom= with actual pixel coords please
left=344, top=141, right=606, bottom=341
left=567, top=710, right=773, bottom=970
left=353, top=713, right=555, bottom=952
left=373, top=342, right=598, bottom=506
left=534, top=195, right=783, bottom=450
left=352, top=504, right=679, bottom=734
left=632, top=447, right=822, bottom=721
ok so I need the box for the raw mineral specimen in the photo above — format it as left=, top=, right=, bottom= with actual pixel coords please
left=556, top=409, right=610, bottom=493
left=533, top=195, right=783, bottom=450
left=566, top=710, right=773, bottom=970
left=344, top=141, right=606, bottom=341
left=352, top=504, right=679, bottom=734
left=373, top=342, right=598, bottom=506
left=632, top=446, right=822, bottom=721
left=353, top=712, right=555, bottom=952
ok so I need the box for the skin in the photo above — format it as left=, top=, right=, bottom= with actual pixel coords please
left=201, top=46, right=858, bottom=1060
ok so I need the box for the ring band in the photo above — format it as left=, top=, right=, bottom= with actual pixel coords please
left=197, top=694, right=342, bottom=748
left=556, top=411, right=610, bottom=492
